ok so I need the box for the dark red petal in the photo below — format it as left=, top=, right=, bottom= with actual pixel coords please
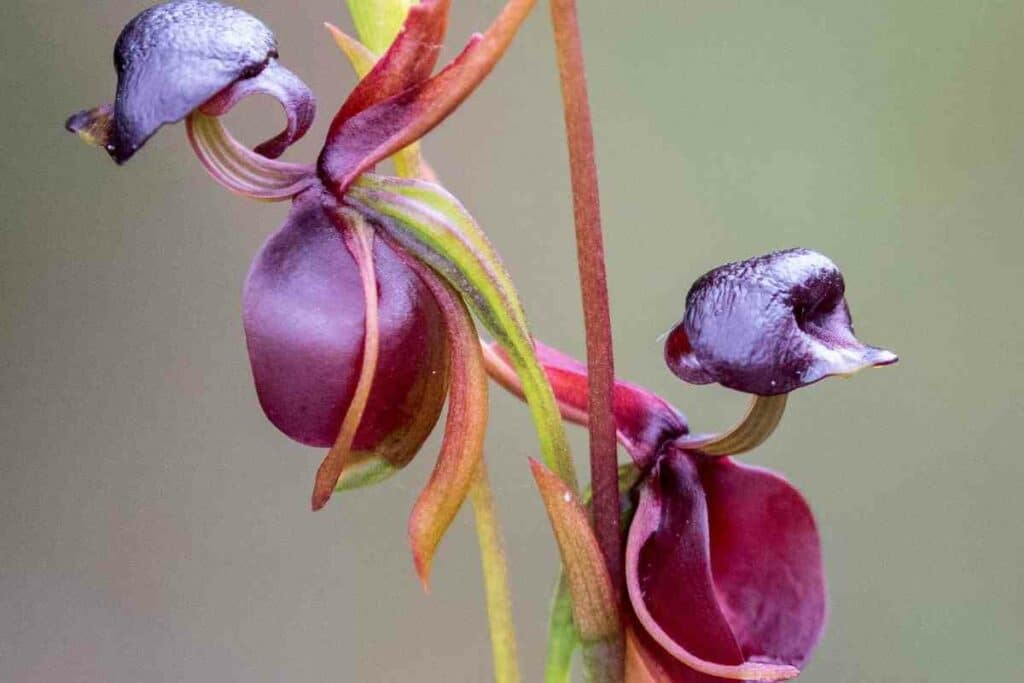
left=331, top=0, right=451, bottom=126
left=319, top=0, right=535, bottom=195
left=665, top=248, right=897, bottom=395
left=483, top=340, right=687, bottom=468
left=69, top=0, right=278, bottom=163
left=702, top=458, right=826, bottom=669
left=626, top=451, right=802, bottom=681
left=242, top=186, right=448, bottom=456
left=199, top=59, right=316, bottom=159
left=405, top=257, right=488, bottom=589
left=626, top=453, right=747, bottom=678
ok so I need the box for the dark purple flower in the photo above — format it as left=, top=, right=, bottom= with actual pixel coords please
left=665, top=248, right=897, bottom=396
left=66, top=0, right=538, bottom=583
left=486, top=248, right=895, bottom=681
left=65, top=0, right=313, bottom=163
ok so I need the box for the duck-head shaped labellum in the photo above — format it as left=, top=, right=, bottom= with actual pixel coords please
left=665, top=248, right=897, bottom=396
left=65, top=0, right=313, bottom=163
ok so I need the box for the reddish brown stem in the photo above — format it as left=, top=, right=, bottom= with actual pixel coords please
left=548, top=0, right=624, bottom=665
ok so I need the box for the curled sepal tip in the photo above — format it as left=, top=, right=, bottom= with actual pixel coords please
left=665, top=248, right=897, bottom=396
left=67, top=0, right=279, bottom=163
left=198, top=58, right=315, bottom=160
left=404, top=255, right=488, bottom=590
left=185, top=57, right=316, bottom=199
left=186, top=113, right=315, bottom=201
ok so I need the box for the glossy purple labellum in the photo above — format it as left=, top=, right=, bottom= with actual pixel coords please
left=665, top=248, right=897, bottom=396
left=243, top=186, right=449, bottom=461
left=66, top=0, right=281, bottom=163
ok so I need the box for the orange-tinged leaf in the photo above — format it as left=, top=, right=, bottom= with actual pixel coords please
left=529, top=459, right=617, bottom=642
left=405, top=256, right=488, bottom=588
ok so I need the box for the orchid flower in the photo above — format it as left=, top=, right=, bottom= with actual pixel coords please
left=485, top=248, right=897, bottom=681
left=65, top=0, right=556, bottom=590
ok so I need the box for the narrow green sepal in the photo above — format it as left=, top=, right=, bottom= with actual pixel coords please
left=348, top=174, right=578, bottom=490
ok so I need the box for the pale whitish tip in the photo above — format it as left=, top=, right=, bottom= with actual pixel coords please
left=562, top=492, right=572, bottom=503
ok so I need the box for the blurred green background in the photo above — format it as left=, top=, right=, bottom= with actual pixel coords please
left=2, top=1, right=1022, bottom=680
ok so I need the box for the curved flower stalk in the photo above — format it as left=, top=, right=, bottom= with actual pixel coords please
left=486, top=249, right=896, bottom=681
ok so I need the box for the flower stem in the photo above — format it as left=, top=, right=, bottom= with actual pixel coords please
left=470, top=462, right=522, bottom=683
left=547, top=0, right=624, bottom=673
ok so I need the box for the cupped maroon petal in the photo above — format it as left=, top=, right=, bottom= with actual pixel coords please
left=484, top=340, right=688, bottom=468
left=665, top=248, right=897, bottom=395
left=626, top=452, right=748, bottom=677
left=242, top=185, right=448, bottom=456
left=701, top=457, right=826, bottom=669
left=74, top=0, right=279, bottom=163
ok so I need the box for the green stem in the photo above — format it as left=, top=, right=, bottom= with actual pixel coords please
left=547, top=0, right=624, bottom=678
left=470, top=462, right=522, bottom=683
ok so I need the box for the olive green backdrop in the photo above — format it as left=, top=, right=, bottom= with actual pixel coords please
left=2, top=1, right=1021, bottom=680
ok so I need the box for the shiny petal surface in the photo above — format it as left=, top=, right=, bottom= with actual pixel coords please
left=702, top=458, right=826, bottom=669
left=68, top=0, right=278, bottom=163
left=242, top=186, right=449, bottom=459
left=484, top=340, right=688, bottom=468
left=626, top=451, right=801, bottom=681
left=665, top=248, right=897, bottom=395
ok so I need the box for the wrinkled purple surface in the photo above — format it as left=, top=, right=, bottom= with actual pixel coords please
left=242, top=186, right=449, bottom=454
left=665, top=248, right=897, bottom=395
left=629, top=448, right=826, bottom=681
left=105, top=0, right=277, bottom=162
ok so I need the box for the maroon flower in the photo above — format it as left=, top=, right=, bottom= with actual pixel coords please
left=486, top=249, right=896, bottom=681
left=66, top=0, right=536, bottom=584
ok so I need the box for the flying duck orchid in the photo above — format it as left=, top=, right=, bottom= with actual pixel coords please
left=66, top=0, right=574, bottom=590
left=486, top=248, right=896, bottom=681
